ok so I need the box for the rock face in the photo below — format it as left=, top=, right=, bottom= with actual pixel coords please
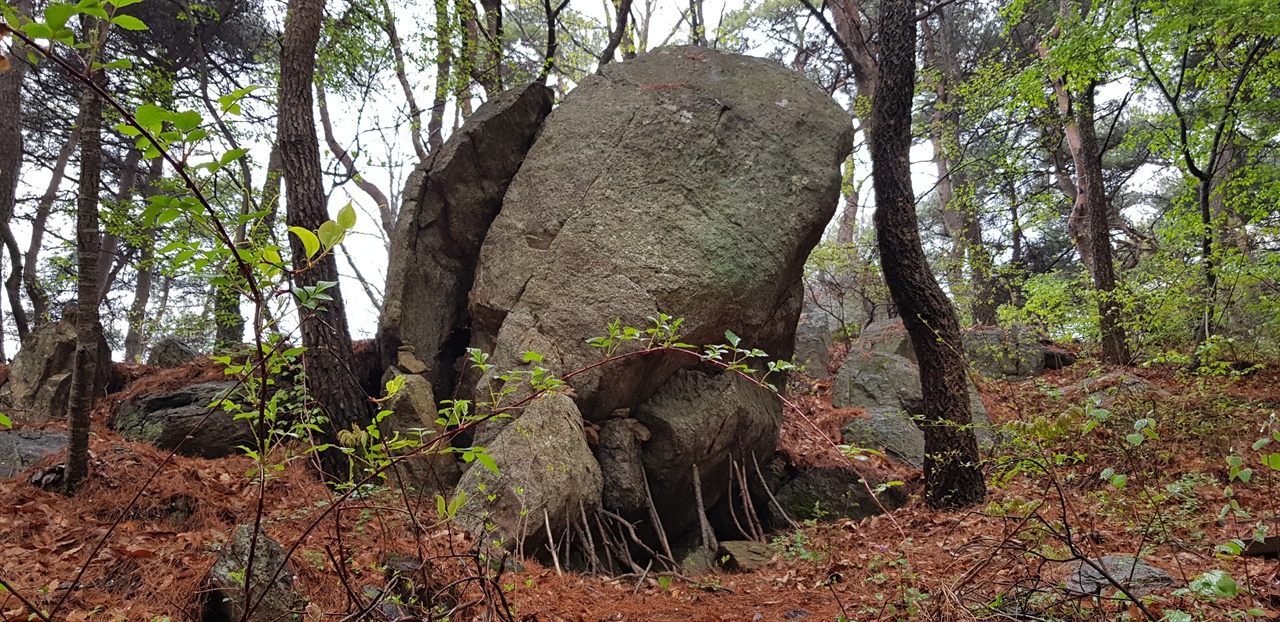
left=468, top=45, right=853, bottom=422
left=454, top=394, right=603, bottom=551
left=205, top=525, right=297, bottom=622
left=834, top=322, right=994, bottom=468
left=0, top=429, right=67, bottom=480
left=5, top=321, right=111, bottom=423
left=849, top=319, right=1075, bottom=381
left=628, top=369, right=781, bottom=536
left=146, top=337, right=200, bottom=368
left=378, top=373, right=461, bottom=493
left=379, top=82, right=555, bottom=393
left=110, top=382, right=253, bottom=458
left=772, top=467, right=908, bottom=523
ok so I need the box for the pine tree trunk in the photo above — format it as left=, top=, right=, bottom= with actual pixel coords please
left=278, top=0, right=373, bottom=478
left=64, top=68, right=108, bottom=495
left=870, top=0, right=984, bottom=509
left=0, top=1, right=32, bottom=344
left=1075, top=85, right=1130, bottom=365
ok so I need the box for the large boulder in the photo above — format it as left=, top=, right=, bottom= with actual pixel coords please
left=110, top=382, right=254, bottom=458
left=0, top=429, right=67, bottom=480
left=379, top=82, right=555, bottom=394
left=378, top=374, right=461, bottom=493
left=851, top=319, right=1075, bottom=381
left=468, top=45, right=853, bottom=421
left=205, top=525, right=297, bottom=621
left=454, top=394, right=603, bottom=551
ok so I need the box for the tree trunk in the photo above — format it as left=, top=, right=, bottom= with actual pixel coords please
left=278, top=0, right=373, bottom=478
left=24, top=130, right=79, bottom=325
left=428, top=0, right=453, bottom=151
left=1075, top=85, right=1129, bottom=365
left=64, top=66, right=108, bottom=495
left=870, top=0, right=984, bottom=509
left=0, top=1, right=32, bottom=344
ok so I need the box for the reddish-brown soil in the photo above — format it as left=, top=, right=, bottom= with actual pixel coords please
left=2, top=357, right=1279, bottom=621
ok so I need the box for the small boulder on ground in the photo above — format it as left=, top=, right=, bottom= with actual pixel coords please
left=205, top=525, right=297, bottom=622
left=453, top=394, right=603, bottom=552
left=1063, top=555, right=1179, bottom=597
left=717, top=540, right=776, bottom=572
left=146, top=337, right=201, bottom=368
left=110, top=382, right=253, bottom=458
left=0, top=429, right=67, bottom=480
left=378, top=373, right=461, bottom=493
left=1059, top=371, right=1170, bottom=410
left=772, top=466, right=909, bottom=522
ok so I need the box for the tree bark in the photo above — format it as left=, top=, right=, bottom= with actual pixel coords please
left=24, top=129, right=79, bottom=325
left=64, top=65, right=108, bottom=495
left=0, top=0, right=32, bottom=344
left=278, top=0, right=373, bottom=478
left=1075, top=85, right=1130, bottom=365
left=870, top=0, right=984, bottom=509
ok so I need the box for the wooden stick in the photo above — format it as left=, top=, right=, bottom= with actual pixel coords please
left=544, top=509, right=562, bottom=576
left=752, top=451, right=799, bottom=530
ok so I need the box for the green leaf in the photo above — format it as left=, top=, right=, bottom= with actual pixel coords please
left=220, top=148, right=249, bottom=165
left=1264, top=453, right=1280, bottom=471
left=21, top=22, right=54, bottom=40
left=288, top=226, right=320, bottom=260
left=44, top=3, right=75, bottom=32
left=110, top=14, right=147, bottom=30
left=522, top=351, right=544, bottom=363
left=103, top=58, right=132, bottom=69
left=725, top=330, right=740, bottom=347
left=172, top=110, right=202, bottom=132
left=107, top=0, right=143, bottom=7
left=336, top=202, right=356, bottom=229
left=317, top=220, right=342, bottom=249
left=476, top=453, right=499, bottom=474
left=1126, top=433, right=1144, bottom=446
left=134, top=103, right=171, bottom=127
left=0, top=412, right=11, bottom=429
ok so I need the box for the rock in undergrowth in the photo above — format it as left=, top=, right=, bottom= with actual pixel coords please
left=5, top=321, right=114, bottom=423
left=0, top=429, right=67, bottom=480
left=110, top=382, right=254, bottom=458
left=1063, top=555, right=1179, bottom=597
left=378, top=373, right=461, bottom=494
left=204, top=525, right=297, bottom=622
left=717, top=540, right=776, bottom=572
left=772, top=466, right=909, bottom=523
left=454, top=394, right=603, bottom=552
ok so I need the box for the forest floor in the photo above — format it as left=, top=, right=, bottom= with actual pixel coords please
left=2, top=353, right=1280, bottom=621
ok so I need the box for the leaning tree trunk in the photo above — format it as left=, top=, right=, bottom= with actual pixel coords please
left=1075, top=85, right=1130, bottom=365
left=278, top=0, right=373, bottom=478
left=0, top=0, right=33, bottom=346
left=870, top=0, right=984, bottom=509
left=64, top=67, right=108, bottom=494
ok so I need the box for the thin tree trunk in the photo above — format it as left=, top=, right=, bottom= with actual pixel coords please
left=870, top=0, right=984, bottom=509
left=24, top=129, right=79, bottom=325
left=835, top=155, right=859, bottom=245
left=377, top=0, right=429, bottom=161
left=428, top=0, right=453, bottom=151
left=94, top=148, right=142, bottom=305
left=316, top=81, right=394, bottom=235
left=0, top=1, right=32, bottom=343
left=65, top=61, right=108, bottom=495
left=279, top=0, right=373, bottom=478
left=1075, top=85, right=1129, bottom=364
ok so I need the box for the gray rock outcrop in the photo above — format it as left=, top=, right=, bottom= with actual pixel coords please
left=0, top=429, right=67, bottom=480
left=205, top=525, right=297, bottom=621
left=468, top=45, right=853, bottom=422
left=379, top=82, right=555, bottom=393
left=146, top=337, right=201, bottom=368
left=110, top=382, right=253, bottom=458
left=5, top=321, right=112, bottom=423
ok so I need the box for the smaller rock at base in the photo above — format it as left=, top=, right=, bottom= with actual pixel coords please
left=717, top=540, right=775, bottom=573
left=146, top=337, right=201, bottom=368
left=0, top=429, right=68, bottom=480
left=205, top=525, right=297, bottom=622
left=1063, top=555, right=1178, bottom=597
